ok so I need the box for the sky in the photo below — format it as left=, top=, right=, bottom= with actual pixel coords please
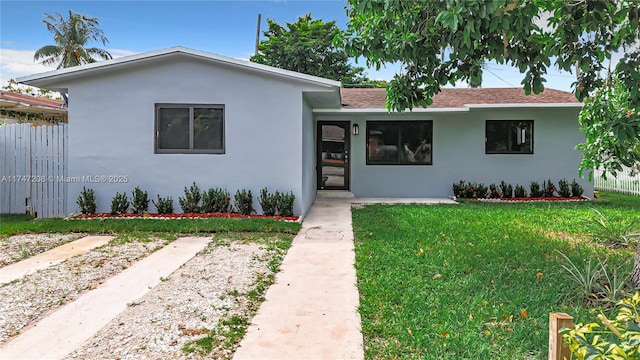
left=0, top=0, right=577, bottom=91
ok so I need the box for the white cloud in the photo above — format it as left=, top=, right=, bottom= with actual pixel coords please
left=0, top=49, right=56, bottom=86
left=0, top=47, right=139, bottom=88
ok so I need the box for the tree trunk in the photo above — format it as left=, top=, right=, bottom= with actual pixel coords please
left=632, top=240, right=640, bottom=288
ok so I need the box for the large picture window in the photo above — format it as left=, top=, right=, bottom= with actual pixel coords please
left=155, top=104, right=224, bottom=154
left=485, top=120, right=533, bottom=154
left=366, top=121, right=433, bottom=165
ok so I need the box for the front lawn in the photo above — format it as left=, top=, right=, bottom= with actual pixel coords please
left=0, top=213, right=301, bottom=237
left=352, top=192, right=639, bottom=359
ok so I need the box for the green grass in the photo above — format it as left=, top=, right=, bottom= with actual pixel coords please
left=352, top=192, right=639, bottom=359
left=0, top=214, right=301, bottom=237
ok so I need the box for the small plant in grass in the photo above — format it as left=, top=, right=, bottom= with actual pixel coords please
left=543, top=178, right=556, bottom=197
left=561, top=292, right=640, bottom=360
left=589, top=208, right=640, bottom=248
left=556, top=250, right=603, bottom=305
left=131, top=187, right=149, bottom=214
left=529, top=181, right=543, bottom=197
left=499, top=181, right=513, bottom=198
left=514, top=184, right=527, bottom=197
left=152, top=195, right=174, bottom=214
left=488, top=183, right=501, bottom=199
left=258, top=188, right=278, bottom=216
left=234, top=189, right=254, bottom=215
left=474, top=183, right=488, bottom=198
left=201, top=188, right=231, bottom=213
left=110, top=192, right=129, bottom=215
left=76, top=187, right=96, bottom=214
left=558, top=179, right=571, bottom=198
left=571, top=179, right=584, bottom=197
left=179, top=182, right=201, bottom=213
left=276, top=191, right=295, bottom=217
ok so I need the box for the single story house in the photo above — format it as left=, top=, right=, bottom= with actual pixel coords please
left=0, top=91, right=67, bottom=124
left=18, top=46, right=591, bottom=217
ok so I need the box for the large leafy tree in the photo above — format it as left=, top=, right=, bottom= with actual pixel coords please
left=343, top=0, right=640, bottom=287
left=342, top=0, right=640, bottom=176
left=34, top=10, right=112, bottom=69
left=251, top=14, right=367, bottom=84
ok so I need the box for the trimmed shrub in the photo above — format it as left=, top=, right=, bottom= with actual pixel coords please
left=131, top=186, right=150, bottom=214
left=558, top=179, right=571, bottom=198
left=276, top=191, right=296, bottom=217
left=488, top=184, right=501, bottom=199
left=452, top=180, right=465, bottom=198
left=234, top=189, right=254, bottom=215
left=514, top=184, right=527, bottom=198
left=179, top=182, right=201, bottom=213
left=76, top=187, right=96, bottom=214
left=499, top=181, right=513, bottom=198
left=475, top=183, right=488, bottom=198
left=110, top=192, right=129, bottom=215
left=201, top=188, right=231, bottom=213
left=259, top=187, right=278, bottom=216
left=543, top=179, right=556, bottom=197
left=529, top=181, right=543, bottom=197
left=571, top=179, right=584, bottom=197
left=153, top=195, right=174, bottom=214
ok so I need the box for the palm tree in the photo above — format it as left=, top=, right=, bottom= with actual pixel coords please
left=34, top=10, right=112, bottom=69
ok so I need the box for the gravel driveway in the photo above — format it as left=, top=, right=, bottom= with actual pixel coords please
left=0, top=233, right=291, bottom=359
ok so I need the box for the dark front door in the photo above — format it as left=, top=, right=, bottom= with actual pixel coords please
left=317, top=121, right=350, bottom=190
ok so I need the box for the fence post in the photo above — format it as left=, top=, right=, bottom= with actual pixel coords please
left=549, top=312, right=574, bottom=360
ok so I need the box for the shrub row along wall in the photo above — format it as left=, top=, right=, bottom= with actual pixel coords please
left=76, top=183, right=295, bottom=217
left=453, top=178, right=584, bottom=199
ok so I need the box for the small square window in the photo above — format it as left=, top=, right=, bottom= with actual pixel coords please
left=366, top=121, right=433, bottom=165
left=155, top=104, right=224, bottom=154
left=485, top=120, right=533, bottom=154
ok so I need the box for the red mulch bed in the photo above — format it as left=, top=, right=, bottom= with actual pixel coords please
left=473, top=196, right=590, bottom=202
left=69, top=212, right=299, bottom=222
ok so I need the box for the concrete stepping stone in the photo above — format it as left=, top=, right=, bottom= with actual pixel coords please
left=0, top=235, right=114, bottom=284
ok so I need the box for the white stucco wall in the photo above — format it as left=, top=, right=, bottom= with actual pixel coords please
left=316, top=107, right=593, bottom=198
left=300, top=99, right=316, bottom=216
left=63, top=57, right=328, bottom=215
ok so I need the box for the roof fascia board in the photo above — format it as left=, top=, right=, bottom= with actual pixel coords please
left=314, top=108, right=470, bottom=114
left=18, top=46, right=340, bottom=89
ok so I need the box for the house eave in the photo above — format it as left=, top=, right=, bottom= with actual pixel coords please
left=18, top=46, right=341, bottom=90
left=314, top=107, right=470, bottom=114
left=465, top=103, right=583, bottom=109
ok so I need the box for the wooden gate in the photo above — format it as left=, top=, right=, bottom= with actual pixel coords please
left=0, top=123, right=67, bottom=218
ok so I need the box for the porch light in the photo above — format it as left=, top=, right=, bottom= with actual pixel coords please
left=352, top=123, right=359, bottom=136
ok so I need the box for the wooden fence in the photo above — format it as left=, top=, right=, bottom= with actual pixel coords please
left=594, top=166, right=640, bottom=196
left=0, top=123, right=67, bottom=218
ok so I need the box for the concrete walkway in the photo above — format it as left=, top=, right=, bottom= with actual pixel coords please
left=234, top=198, right=364, bottom=360
left=0, top=236, right=211, bottom=360
left=0, top=235, right=114, bottom=284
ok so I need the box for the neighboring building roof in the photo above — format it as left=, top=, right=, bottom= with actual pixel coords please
left=340, top=87, right=581, bottom=110
left=17, top=46, right=341, bottom=90
left=0, top=91, right=67, bottom=122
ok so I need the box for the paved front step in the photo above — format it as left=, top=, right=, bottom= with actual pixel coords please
left=316, top=190, right=355, bottom=198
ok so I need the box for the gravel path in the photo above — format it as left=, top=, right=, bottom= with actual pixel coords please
left=64, top=240, right=273, bottom=360
left=0, top=233, right=87, bottom=267
left=0, top=236, right=170, bottom=345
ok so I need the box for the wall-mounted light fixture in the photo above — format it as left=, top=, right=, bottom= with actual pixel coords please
left=352, top=123, right=359, bottom=136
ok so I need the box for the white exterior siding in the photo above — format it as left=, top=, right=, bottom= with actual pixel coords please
left=64, top=57, right=312, bottom=215
left=317, top=107, right=593, bottom=198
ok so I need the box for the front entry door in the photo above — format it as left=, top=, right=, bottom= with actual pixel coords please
left=317, top=122, right=350, bottom=190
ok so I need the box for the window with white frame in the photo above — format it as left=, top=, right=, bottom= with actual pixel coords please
left=155, top=104, right=224, bottom=154
left=485, top=120, right=533, bottom=154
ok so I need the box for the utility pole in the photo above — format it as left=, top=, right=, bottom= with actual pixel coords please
left=254, top=14, right=261, bottom=56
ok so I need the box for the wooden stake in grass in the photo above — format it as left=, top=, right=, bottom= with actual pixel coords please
left=548, top=313, right=573, bottom=360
